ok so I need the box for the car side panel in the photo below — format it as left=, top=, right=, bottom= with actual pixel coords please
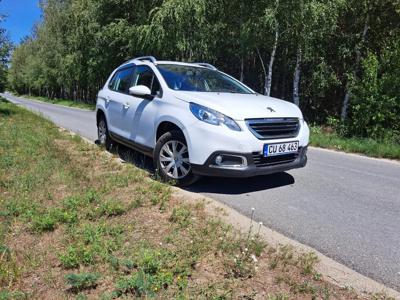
left=131, top=97, right=160, bottom=148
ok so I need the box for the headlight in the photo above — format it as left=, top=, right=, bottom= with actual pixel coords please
left=189, top=103, right=241, bottom=131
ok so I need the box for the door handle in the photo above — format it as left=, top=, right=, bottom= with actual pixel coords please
left=123, top=103, right=130, bottom=109
left=105, top=96, right=111, bottom=104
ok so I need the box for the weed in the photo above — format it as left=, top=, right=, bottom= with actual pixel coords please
left=0, top=290, right=29, bottom=300
left=268, top=293, right=289, bottom=300
left=0, top=246, right=21, bottom=287
left=59, top=246, right=80, bottom=269
left=298, top=252, right=319, bottom=275
left=115, top=270, right=173, bottom=297
left=169, top=205, right=192, bottom=227
left=100, top=198, right=126, bottom=217
left=31, top=212, right=58, bottom=232
left=65, top=273, right=100, bottom=292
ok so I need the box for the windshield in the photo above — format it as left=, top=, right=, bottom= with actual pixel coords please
left=157, top=64, right=253, bottom=94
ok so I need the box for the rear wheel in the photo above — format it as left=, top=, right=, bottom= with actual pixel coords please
left=97, top=116, right=112, bottom=151
left=154, top=130, right=199, bottom=186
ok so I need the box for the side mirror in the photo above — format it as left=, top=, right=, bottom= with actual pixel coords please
left=129, top=85, right=154, bottom=100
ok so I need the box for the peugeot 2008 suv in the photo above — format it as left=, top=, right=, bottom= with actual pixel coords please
left=96, top=56, right=309, bottom=186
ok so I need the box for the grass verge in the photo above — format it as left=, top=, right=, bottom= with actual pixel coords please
left=0, top=97, right=393, bottom=299
left=17, top=93, right=95, bottom=110
left=310, top=126, right=400, bottom=160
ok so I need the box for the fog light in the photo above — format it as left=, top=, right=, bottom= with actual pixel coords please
left=215, top=155, right=223, bottom=165
left=211, top=154, right=247, bottom=168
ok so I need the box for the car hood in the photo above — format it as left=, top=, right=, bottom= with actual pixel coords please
left=174, top=91, right=303, bottom=120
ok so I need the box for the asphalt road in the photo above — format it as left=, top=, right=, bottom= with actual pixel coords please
left=3, top=92, right=400, bottom=291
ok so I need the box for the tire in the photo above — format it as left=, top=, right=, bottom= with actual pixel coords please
left=154, top=130, right=199, bottom=186
left=97, top=115, right=113, bottom=151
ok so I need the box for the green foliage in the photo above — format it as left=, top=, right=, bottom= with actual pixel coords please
left=350, top=50, right=400, bottom=142
left=65, top=273, right=100, bottom=291
left=310, top=126, right=400, bottom=159
left=6, top=0, right=400, bottom=143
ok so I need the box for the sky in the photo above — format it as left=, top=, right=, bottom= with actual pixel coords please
left=0, top=0, right=42, bottom=44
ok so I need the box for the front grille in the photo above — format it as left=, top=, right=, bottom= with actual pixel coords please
left=252, top=152, right=298, bottom=168
left=246, top=118, right=300, bottom=140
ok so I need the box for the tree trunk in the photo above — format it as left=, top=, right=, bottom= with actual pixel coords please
left=341, top=15, right=369, bottom=121
left=293, top=47, right=302, bottom=106
left=239, top=57, right=244, bottom=82
left=266, top=26, right=279, bottom=96
left=256, top=47, right=267, bottom=94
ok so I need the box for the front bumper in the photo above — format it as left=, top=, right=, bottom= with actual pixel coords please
left=191, top=146, right=308, bottom=178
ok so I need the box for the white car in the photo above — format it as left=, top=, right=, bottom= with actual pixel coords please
left=96, top=56, right=309, bottom=186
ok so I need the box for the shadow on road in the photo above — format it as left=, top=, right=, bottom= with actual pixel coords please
left=102, top=142, right=295, bottom=195
left=186, top=172, right=295, bottom=195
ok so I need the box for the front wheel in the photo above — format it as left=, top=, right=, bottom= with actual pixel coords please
left=154, top=130, right=199, bottom=186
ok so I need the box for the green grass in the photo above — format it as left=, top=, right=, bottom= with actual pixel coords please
left=17, top=93, right=95, bottom=110
left=310, top=126, right=400, bottom=160
left=0, top=97, right=392, bottom=299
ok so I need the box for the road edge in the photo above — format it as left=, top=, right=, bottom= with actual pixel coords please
left=2, top=92, right=95, bottom=112
left=309, top=146, right=400, bottom=165
left=175, top=188, right=400, bottom=299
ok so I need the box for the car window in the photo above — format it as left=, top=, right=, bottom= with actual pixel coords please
left=157, top=64, right=253, bottom=94
left=109, top=67, right=135, bottom=93
left=132, top=65, right=162, bottom=97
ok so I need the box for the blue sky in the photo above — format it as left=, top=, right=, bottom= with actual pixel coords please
left=0, top=0, right=41, bottom=44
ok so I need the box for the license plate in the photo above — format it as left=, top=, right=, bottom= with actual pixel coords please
left=263, top=141, right=299, bottom=157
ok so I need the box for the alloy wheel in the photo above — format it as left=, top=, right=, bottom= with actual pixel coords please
left=159, top=140, right=190, bottom=179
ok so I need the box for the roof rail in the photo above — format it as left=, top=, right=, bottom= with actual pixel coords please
left=131, top=56, right=157, bottom=64
left=194, top=62, right=218, bottom=71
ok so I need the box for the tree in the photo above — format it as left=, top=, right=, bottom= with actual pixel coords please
left=0, top=13, right=11, bottom=92
left=7, top=0, right=400, bottom=143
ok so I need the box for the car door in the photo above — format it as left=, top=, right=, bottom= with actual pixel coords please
left=119, top=65, right=162, bottom=148
left=106, top=66, right=135, bottom=137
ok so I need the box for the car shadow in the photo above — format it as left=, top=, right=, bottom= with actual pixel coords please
left=99, top=141, right=295, bottom=195
left=185, top=172, right=295, bottom=195
left=102, top=142, right=155, bottom=173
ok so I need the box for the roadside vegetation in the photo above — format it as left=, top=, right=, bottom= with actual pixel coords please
left=0, top=98, right=392, bottom=299
left=310, top=126, right=400, bottom=160
left=17, top=94, right=95, bottom=110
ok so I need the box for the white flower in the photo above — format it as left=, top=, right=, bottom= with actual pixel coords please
left=251, top=254, right=258, bottom=263
left=244, top=248, right=248, bottom=252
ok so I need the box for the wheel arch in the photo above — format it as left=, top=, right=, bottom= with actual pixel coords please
left=156, top=121, right=185, bottom=142
left=96, top=108, right=107, bottom=126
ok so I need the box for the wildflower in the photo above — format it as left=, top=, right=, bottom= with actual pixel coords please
left=251, top=254, right=258, bottom=263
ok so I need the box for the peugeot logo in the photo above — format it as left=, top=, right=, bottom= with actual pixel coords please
left=267, top=107, right=275, bottom=113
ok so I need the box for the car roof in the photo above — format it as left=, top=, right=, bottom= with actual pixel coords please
left=119, top=57, right=217, bottom=71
